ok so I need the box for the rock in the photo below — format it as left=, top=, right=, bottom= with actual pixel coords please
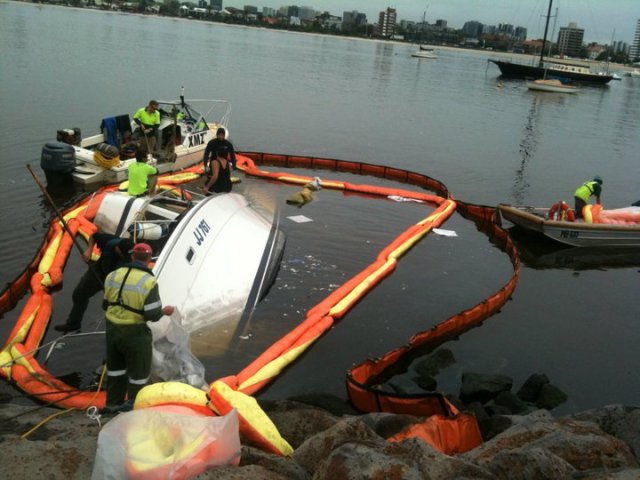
left=387, top=437, right=493, bottom=479
left=493, top=391, right=529, bottom=414
left=268, top=405, right=339, bottom=448
left=285, top=394, right=358, bottom=417
left=478, top=415, right=513, bottom=441
left=292, top=417, right=386, bottom=474
left=460, top=372, right=513, bottom=404
left=572, top=405, right=640, bottom=458
left=485, top=403, right=513, bottom=416
left=516, top=373, right=550, bottom=402
left=465, top=414, right=639, bottom=473
left=483, top=447, right=576, bottom=479
left=412, top=375, right=437, bottom=391
left=0, top=405, right=99, bottom=479
left=196, top=464, right=288, bottom=479
left=575, top=469, right=640, bottom=479
left=357, top=412, right=419, bottom=439
left=464, top=402, right=490, bottom=423
left=312, top=442, right=424, bottom=480
left=413, top=348, right=456, bottom=378
left=535, top=383, right=568, bottom=410
left=239, top=446, right=310, bottom=480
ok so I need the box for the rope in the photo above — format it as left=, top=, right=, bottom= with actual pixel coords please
left=1, top=330, right=106, bottom=370
left=20, top=364, right=107, bottom=438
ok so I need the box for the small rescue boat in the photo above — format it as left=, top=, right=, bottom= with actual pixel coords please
left=526, top=79, right=579, bottom=93
left=497, top=204, right=640, bottom=247
left=412, top=50, right=438, bottom=59
left=40, top=90, right=231, bottom=186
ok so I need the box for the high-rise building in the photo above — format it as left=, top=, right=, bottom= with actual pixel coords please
left=262, top=6, right=275, bottom=17
left=210, top=0, right=222, bottom=11
left=287, top=6, right=299, bottom=18
left=462, top=21, right=483, bottom=37
left=377, top=7, right=396, bottom=37
left=630, top=19, right=640, bottom=61
left=498, top=23, right=514, bottom=36
left=515, top=26, right=527, bottom=41
left=434, top=19, right=447, bottom=30
left=557, top=22, right=584, bottom=57
left=298, top=6, right=316, bottom=21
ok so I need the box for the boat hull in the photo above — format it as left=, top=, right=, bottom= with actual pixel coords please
left=498, top=204, right=640, bottom=247
left=490, top=60, right=612, bottom=85
left=152, top=193, right=284, bottom=335
left=526, top=80, right=578, bottom=93
left=412, top=51, right=437, bottom=59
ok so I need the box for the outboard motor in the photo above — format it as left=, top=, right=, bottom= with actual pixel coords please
left=41, top=141, right=75, bottom=175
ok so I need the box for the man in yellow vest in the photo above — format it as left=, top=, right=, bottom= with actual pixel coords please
left=127, top=147, right=158, bottom=196
left=102, top=243, right=174, bottom=413
left=574, top=175, right=603, bottom=219
left=133, top=100, right=161, bottom=154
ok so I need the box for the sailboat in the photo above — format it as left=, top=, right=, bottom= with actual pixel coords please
left=412, top=8, right=437, bottom=59
left=489, top=0, right=612, bottom=85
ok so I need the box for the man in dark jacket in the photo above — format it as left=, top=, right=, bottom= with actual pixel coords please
left=202, top=127, right=237, bottom=172
left=54, top=233, right=133, bottom=333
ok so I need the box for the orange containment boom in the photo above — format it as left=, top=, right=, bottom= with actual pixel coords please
left=0, top=154, right=521, bottom=456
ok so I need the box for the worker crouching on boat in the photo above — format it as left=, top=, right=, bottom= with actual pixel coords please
left=574, top=176, right=603, bottom=219
left=101, top=243, right=174, bottom=414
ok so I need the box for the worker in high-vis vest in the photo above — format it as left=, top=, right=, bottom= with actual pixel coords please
left=133, top=99, right=161, bottom=154
left=574, top=175, right=603, bottom=219
left=101, top=242, right=174, bottom=414
left=127, top=146, right=158, bottom=196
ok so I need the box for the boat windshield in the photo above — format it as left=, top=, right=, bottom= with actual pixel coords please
left=157, top=99, right=231, bottom=132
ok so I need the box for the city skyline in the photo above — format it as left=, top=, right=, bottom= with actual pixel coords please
left=223, top=0, right=638, bottom=44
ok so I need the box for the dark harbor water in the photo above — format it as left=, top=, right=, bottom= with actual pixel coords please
left=1, top=2, right=639, bottom=414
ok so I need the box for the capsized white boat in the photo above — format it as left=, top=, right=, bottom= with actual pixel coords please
left=92, top=190, right=285, bottom=348
left=526, top=79, right=578, bottom=93
left=497, top=204, right=640, bottom=247
left=40, top=91, right=231, bottom=186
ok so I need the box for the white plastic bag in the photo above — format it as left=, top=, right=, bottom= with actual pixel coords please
left=151, top=310, right=207, bottom=389
left=92, top=406, right=240, bottom=480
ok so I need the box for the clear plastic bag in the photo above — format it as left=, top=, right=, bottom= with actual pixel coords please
left=92, top=406, right=241, bottom=480
left=150, top=309, right=207, bottom=389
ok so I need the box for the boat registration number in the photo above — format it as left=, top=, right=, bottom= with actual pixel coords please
left=193, top=219, right=211, bottom=246
left=560, top=230, right=579, bottom=239
left=188, top=132, right=207, bottom=148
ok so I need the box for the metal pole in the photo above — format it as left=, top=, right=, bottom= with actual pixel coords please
left=539, top=0, right=553, bottom=68
left=26, top=164, right=103, bottom=283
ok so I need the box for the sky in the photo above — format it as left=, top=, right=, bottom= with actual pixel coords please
left=225, top=0, right=639, bottom=44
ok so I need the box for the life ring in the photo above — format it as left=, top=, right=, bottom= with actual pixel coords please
left=548, top=201, right=575, bottom=222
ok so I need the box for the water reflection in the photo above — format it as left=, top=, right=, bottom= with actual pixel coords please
left=372, top=42, right=394, bottom=91
left=612, top=81, right=640, bottom=155
left=512, top=95, right=540, bottom=204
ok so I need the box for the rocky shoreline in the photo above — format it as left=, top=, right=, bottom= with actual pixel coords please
left=1, top=387, right=639, bottom=479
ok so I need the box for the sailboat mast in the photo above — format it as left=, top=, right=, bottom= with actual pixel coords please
left=539, top=0, right=553, bottom=68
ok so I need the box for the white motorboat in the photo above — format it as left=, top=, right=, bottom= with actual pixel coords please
left=497, top=204, right=640, bottom=247
left=40, top=92, right=231, bottom=186
left=91, top=190, right=285, bottom=350
left=526, top=79, right=578, bottom=93
left=411, top=50, right=437, bottom=59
